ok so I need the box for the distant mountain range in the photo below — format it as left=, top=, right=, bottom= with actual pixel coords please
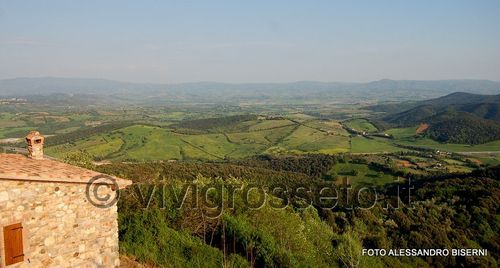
left=1, top=77, right=500, bottom=105
left=373, top=92, right=500, bottom=144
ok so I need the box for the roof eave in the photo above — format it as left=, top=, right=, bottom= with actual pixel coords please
left=0, top=176, right=132, bottom=189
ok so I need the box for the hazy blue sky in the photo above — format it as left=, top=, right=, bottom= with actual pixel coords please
left=1, top=0, right=499, bottom=83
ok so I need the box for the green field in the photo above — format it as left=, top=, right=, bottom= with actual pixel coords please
left=247, top=119, right=294, bottom=131
left=328, top=163, right=398, bottom=187
left=397, top=138, right=500, bottom=152
left=344, top=118, right=378, bottom=133
left=385, top=126, right=417, bottom=139
left=351, top=136, right=404, bottom=153
left=280, top=125, right=349, bottom=154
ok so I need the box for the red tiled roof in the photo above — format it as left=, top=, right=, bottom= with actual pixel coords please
left=0, top=154, right=131, bottom=188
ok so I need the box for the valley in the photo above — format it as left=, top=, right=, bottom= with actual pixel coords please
left=1, top=83, right=500, bottom=267
left=2, top=90, right=499, bottom=190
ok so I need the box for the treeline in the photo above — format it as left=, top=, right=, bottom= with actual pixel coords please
left=44, top=122, right=134, bottom=146
left=172, top=114, right=257, bottom=131
left=98, top=161, right=313, bottom=187
left=233, top=154, right=337, bottom=178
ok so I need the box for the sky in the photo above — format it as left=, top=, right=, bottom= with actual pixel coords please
left=0, top=0, right=499, bottom=83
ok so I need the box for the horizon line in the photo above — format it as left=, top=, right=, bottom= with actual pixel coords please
left=1, top=76, right=500, bottom=85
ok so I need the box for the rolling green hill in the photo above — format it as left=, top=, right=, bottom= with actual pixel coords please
left=45, top=119, right=352, bottom=161
left=377, top=92, right=500, bottom=145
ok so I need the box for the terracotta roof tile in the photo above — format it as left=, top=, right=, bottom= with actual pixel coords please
left=0, top=154, right=131, bottom=188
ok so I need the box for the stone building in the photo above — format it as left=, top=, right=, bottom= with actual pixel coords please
left=0, top=131, right=131, bottom=267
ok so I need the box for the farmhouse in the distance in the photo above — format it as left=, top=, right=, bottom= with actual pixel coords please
left=0, top=131, right=131, bottom=267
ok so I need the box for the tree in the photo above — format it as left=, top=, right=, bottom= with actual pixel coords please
left=336, top=229, right=362, bottom=268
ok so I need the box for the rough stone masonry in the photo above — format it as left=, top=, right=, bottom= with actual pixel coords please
left=0, top=132, right=131, bottom=267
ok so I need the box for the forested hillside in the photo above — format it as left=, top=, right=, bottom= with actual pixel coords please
left=460, top=102, right=500, bottom=121
left=382, top=105, right=437, bottom=127
left=92, top=158, right=499, bottom=268
left=426, top=114, right=500, bottom=144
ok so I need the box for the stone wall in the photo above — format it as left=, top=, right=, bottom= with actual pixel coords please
left=0, top=180, right=120, bottom=267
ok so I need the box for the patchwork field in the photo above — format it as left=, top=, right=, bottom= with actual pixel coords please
left=40, top=117, right=500, bottom=162
left=2, top=107, right=499, bottom=163
left=46, top=120, right=353, bottom=161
